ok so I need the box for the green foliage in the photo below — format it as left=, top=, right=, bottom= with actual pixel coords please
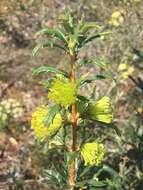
left=33, top=12, right=110, bottom=56
left=32, top=66, right=67, bottom=76
left=32, top=41, right=66, bottom=56
left=44, top=104, right=61, bottom=126
left=36, top=28, right=67, bottom=44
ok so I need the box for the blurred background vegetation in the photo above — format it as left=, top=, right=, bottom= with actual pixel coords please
left=0, top=0, right=143, bottom=189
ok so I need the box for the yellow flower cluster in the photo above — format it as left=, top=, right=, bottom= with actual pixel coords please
left=81, top=142, right=105, bottom=166
left=31, top=106, right=62, bottom=141
left=48, top=76, right=77, bottom=107
left=88, top=96, right=113, bottom=124
left=109, top=11, right=124, bottom=27
left=118, top=63, right=134, bottom=79
left=136, top=107, right=143, bottom=114
left=0, top=98, right=24, bottom=126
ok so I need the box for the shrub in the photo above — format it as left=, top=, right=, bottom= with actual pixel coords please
left=32, top=12, right=114, bottom=190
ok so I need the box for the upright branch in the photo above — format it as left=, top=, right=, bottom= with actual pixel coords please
left=32, top=13, right=113, bottom=190
left=69, top=53, right=78, bottom=188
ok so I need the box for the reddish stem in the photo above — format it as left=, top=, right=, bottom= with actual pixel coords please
left=68, top=54, right=78, bottom=189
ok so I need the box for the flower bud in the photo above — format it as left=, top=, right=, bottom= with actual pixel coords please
left=88, top=96, right=113, bottom=124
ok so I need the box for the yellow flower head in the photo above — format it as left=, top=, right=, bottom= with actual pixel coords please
left=31, top=106, right=62, bottom=141
left=88, top=96, right=113, bottom=124
left=137, top=107, right=143, bottom=114
left=48, top=76, right=77, bottom=107
left=81, top=142, right=105, bottom=166
left=111, top=11, right=122, bottom=19
left=109, top=11, right=124, bottom=27
left=118, top=63, right=134, bottom=79
left=118, top=63, right=127, bottom=71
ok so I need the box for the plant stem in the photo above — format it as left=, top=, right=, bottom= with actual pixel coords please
left=69, top=53, right=78, bottom=189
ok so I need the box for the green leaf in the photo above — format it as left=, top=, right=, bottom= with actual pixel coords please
left=110, top=124, right=121, bottom=136
left=44, top=104, right=61, bottom=126
left=36, top=28, right=67, bottom=44
left=79, top=73, right=115, bottom=86
left=76, top=180, right=107, bottom=188
left=77, top=95, right=91, bottom=102
left=79, top=166, right=93, bottom=178
left=88, top=180, right=107, bottom=188
left=59, top=12, right=74, bottom=33
left=93, top=59, right=108, bottom=68
left=32, top=41, right=66, bottom=56
left=82, top=31, right=111, bottom=45
left=52, top=161, right=67, bottom=182
left=44, top=169, right=61, bottom=186
left=80, top=75, right=106, bottom=85
left=78, top=58, right=108, bottom=69
left=43, top=171, right=67, bottom=189
left=80, top=22, right=100, bottom=34
left=77, top=100, right=88, bottom=114
left=41, top=78, right=54, bottom=89
left=32, top=66, right=66, bottom=76
left=102, top=165, right=120, bottom=178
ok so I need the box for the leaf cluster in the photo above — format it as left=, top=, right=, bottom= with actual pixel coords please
left=33, top=12, right=110, bottom=57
